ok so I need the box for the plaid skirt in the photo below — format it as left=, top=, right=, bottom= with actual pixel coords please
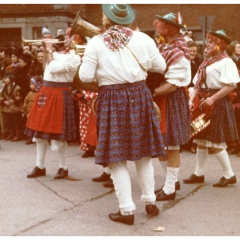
left=95, top=81, right=166, bottom=166
left=194, top=90, right=239, bottom=143
left=25, top=81, right=76, bottom=141
left=165, top=87, right=191, bottom=146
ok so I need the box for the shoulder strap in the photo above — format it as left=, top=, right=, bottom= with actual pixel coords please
left=125, top=45, right=147, bottom=72
left=119, top=34, right=147, bottom=72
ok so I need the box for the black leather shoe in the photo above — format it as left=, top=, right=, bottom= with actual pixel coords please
left=156, top=189, right=176, bottom=201
left=228, top=148, right=240, bottom=154
left=155, top=181, right=180, bottom=194
left=183, top=174, right=204, bottom=184
left=213, top=176, right=237, bottom=187
left=145, top=204, right=160, bottom=217
left=27, top=166, right=46, bottom=178
left=25, top=138, right=34, bottom=145
left=82, top=150, right=95, bottom=158
left=92, top=172, right=111, bottom=182
left=103, top=178, right=114, bottom=188
left=175, top=181, right=180, bottom=190
left=54, top=168, right=68, bottom=179
left=109, top=211, right=134, bottom=225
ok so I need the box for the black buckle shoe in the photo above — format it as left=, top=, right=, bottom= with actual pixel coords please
left=109, top=211, right=134, bottom=225
left=27, top=166, right=46, bottom=178
left=54, top=168, right=68, bottom=179
left=183, top=174, right=204, bottom=184
left=213, top=176, right=237, bottom=187
left=145, top=204, right=160, bottom=217
left=156, top=189, right=176, bottom=201
left=92, top=172, right=111, bottom=182
left=103, top=178, right=114, bottom=188
left=82, top=150, right=95, bottom=158
left=155, top=181, right=180, bottom=194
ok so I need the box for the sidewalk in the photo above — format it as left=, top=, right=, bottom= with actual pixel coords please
left=0, top=139, right=239, bottom=236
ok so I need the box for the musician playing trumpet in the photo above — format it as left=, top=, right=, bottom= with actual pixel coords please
left=183, top=30, right=239, bottom=187
left=25, top=35, right=81, bottom=180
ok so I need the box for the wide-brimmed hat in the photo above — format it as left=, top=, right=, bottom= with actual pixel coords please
left=102, top=4, right=135, bottom=25
left=156, top=12, right=184, bottom=29
left=208, top=29, right=231, bottom=44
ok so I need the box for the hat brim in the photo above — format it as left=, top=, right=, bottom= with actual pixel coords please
left=208, top=31, right=231, bottom=44
left=102, top=4, right=135, bottom=25
left=156, top=14, right=184, bottom=29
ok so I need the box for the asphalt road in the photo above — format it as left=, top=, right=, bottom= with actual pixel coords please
left=0, top=139, right=239, bottom=236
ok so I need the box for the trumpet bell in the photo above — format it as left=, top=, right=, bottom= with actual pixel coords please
left=70, top=11, right=101, bottom=38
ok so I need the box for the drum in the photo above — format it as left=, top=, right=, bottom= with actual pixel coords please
left=190, top=113, right=211, bottom=138
left=153, top=101, right=161, bottom=121
left=190, top=95, right=214, bottom=138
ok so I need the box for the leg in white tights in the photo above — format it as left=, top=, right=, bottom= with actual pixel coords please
left=108, top=161, right=136, bottom=214
left=216, top=149, right=234, bottom=179
left=194, top=148, right=208, bottom=176
left=163, top=167, right=179, bottom=194
left=57, top=146, right=67, bottom=170
left=50, top=140, right=68, bottom=170
left=135, top=157, right=156, bottom=203
left=35, top=138, right=48, bottom=169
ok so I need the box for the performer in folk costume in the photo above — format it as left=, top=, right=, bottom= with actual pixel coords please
left=225, top=40, right=240, bottom=155
left=79, top=4, right=166, bottom=225
left=183, top=30, right=239, bottom=187
left=72, top=89, right=98, bottom=158
left=153, top=12, right=191, bottom=201
left=25, top=37, right=81, bottom=180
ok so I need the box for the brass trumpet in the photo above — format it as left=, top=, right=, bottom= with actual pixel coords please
left=22, top=37, right=66, bottom=45
left=70, top=11, right=101, bottom=38
left=70, top=40, right=86, bottom=56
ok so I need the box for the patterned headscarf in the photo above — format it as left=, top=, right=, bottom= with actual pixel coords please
left=101, top=25, right=133, bottom=51
left=158, top=36, right=190, bottom=72
left=194, top=52, right=230, bottom=89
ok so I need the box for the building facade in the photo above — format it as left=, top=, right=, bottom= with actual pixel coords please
left=0, top=4, right=83, bottom=47
left=0, top=4, right=240, bottom=49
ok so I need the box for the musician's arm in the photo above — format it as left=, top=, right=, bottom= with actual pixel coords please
left=42, top=39, right=54, bottom=64
left=189, top=87, right=199, bottom=110
left=202, top=84, right=236, bottom=107
left=154, top=82, right=177, bottom=97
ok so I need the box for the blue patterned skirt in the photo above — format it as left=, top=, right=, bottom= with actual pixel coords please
left=194, top=89, right=239, bottom=143
left=95, top=81, right=166, bottom=166
left=165, top=87, right=191, bottom=146
left=24, top=81, right=76, bottom=141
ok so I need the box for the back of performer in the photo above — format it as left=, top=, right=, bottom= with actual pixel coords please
left=79, top=4, right=167, bottom=225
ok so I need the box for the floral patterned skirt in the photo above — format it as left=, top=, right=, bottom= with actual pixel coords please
left=95, top=80, right=166, bottom=166
left=165, top=87, right=191, bottom=146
